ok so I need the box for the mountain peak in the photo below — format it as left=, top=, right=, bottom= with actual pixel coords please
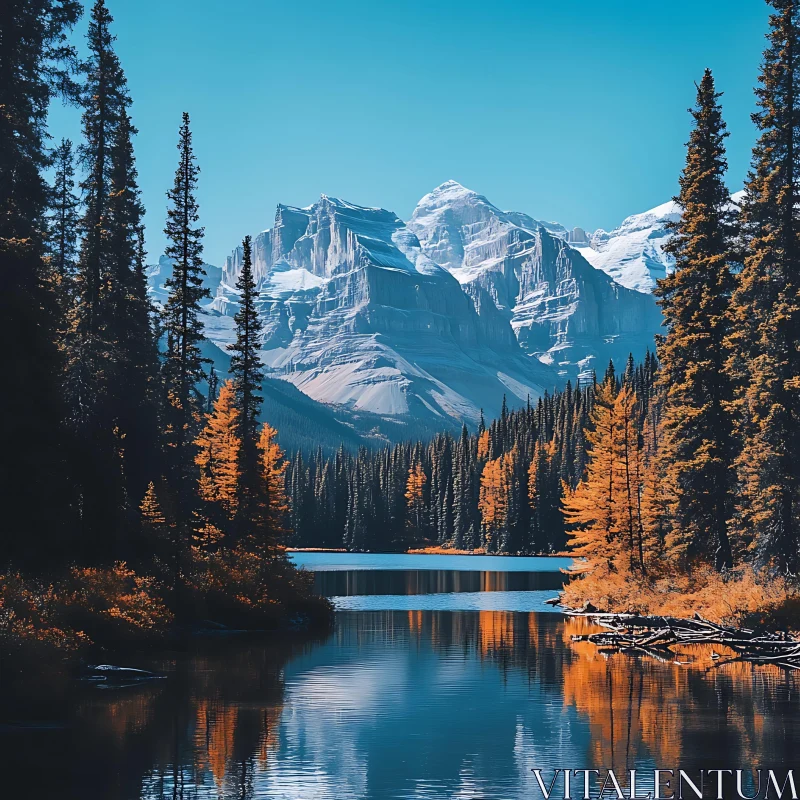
left=428, top=179, right=475, bottom=198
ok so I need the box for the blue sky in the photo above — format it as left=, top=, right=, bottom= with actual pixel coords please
left=49, top=0, right=768, bottom=266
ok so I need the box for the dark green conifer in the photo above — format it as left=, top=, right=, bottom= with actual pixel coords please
left=48, top=138, right=80, bottom=306
left=0, top=0, right=81, bottom=566
left=655, top=69, right=736, bottom=570
left=229, top=234, right=265, bottom=521
left=727, top=2, right=800, bottom=572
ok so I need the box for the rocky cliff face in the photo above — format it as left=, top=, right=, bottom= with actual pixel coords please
left=407, top=181, right=662, bottom=380
left=207, top=195, right=556, bottom=426
left=149, top=184, right=688, bottom=430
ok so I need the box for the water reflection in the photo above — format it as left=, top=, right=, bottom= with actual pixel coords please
left=1, top=612, right=798, bottom=799
left=313, top=568, right=567, bottom=596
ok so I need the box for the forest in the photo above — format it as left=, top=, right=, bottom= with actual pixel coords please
left=3, top=0, right=800, bottom=658
left=1, top=0, right=329, bottom=657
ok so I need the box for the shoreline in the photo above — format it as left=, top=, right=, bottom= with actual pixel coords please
left=287, top=547, right=570, bottom=557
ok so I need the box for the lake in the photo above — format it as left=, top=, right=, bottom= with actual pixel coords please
left=1, top=553, right=798, bottom=799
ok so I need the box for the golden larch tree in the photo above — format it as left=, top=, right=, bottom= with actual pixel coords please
left=564, top=379, right=620, bottom=570
left=195, top=380, right=241, bottom=518
left=258, top=422, right=290, bottom=546
left=479, top=452, right=512, bottom=552
left=405, top=459, right=427, bottom=535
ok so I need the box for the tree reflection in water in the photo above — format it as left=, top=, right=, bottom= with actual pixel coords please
left=1, top=613, right=798, bottom=800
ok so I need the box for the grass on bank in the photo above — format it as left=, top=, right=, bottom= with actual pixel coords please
left=562, top=562, right=800, bottom=631
left=0, top=551, right=332, bottom=664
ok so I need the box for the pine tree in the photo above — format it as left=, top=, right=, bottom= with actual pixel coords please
left=258, top=423, right=290, bottom=556
left=479, top=452, right=512, bottom=553
left=162, top=111, right=210, bottom=591
left=564, top=378, right=620, bottom=570
left=106, top=110, right=162, bottom=522
left=528, top=440, right=564, bottom=553
left=75, top=0, right=129, bottom=342
left=228, top=234, right=265, bottom=522
left=207, top=365, right=219, bottom=413
left=0, top=0, right=81, bottom=566
left=405, top=454, right=427, bottom=538
left=65, top=0, right=135, bottom=560
left=48, top=137, right=80, bottom=309
left=195, top=379, right=241, bottom=519
left=453, top=424, right=475, bottom=550
left=727, top=1, right=800, bottom=573
left=162, top=114, right=209, bottom=453
left=656, top=69, right=736, bottom=570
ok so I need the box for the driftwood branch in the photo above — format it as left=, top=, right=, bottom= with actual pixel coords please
left=569, top=611, right=800, bottom=669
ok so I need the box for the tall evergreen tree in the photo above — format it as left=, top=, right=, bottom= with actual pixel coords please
left=106, top=110, right=162, bottom=525
left=0, top=0, right=81, bottom=566
left=48, top=137, right=80, bottom=307
left=728, top=1, right=800, bottom=572
left=162, top=111, right=210, bottom=589
left=229, top=234, right=265, bottom=523
left=66, top=0, right=135, bottom=559
left=655, top=69, right=736, bottom=570
left=75, top=0, right=129, bottom=342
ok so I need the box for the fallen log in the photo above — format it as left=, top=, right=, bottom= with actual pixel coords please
left=568, top=610, right=800, bottom=670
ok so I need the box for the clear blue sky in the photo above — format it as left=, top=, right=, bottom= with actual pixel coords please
left=48, top=0, right=768, bottom=266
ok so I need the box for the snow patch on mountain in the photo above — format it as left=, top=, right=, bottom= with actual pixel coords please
left=571, top=200, right=681, bottom=293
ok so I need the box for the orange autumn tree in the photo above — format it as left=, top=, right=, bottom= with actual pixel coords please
left=477, top=429, right=491, bottom=462
left=479, top=450, right=513, bottom=552
left=195, top=380, right=241, bottom=519
left=612, top=384, right=648, bottom=573
left=566, top=375, right=662, bottom=580
left=258, top=422, right=290, bottom=549
left=405, top=455, right=428, bottom=536
left=564, top=377, right=620, bottom=570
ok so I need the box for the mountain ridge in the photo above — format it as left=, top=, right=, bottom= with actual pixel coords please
left=147, top=182, right=683, bottom=436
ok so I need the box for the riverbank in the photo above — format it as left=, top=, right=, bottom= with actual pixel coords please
left=561, top=563, right=800, bottom=632
left=0, top=557, right=333, bottom=672
left=288, top=546, right=570, bottom=557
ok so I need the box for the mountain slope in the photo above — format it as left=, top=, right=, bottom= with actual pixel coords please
left=572, top=190, right=746, bottom=293
left=571, top=200, right=681, bottom=293
left=408, top=181, right=662, bottom=380
left=208, top=195, right=558, bottom=426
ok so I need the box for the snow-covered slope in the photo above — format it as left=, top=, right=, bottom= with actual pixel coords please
left=572, top=191, right=746, bottom=293
left=571, top=200, right=681, bottom=293
left=206, top=195, right=557, bottom=426
left=146, top=255, right=222, bottom=304
left=408, top=181, right=662, bottom=380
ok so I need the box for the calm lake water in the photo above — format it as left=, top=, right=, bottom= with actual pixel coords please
left=2, top=553, right=799, bottom=799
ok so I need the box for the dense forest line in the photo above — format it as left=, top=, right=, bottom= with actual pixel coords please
left=283, top=355, right=655, bottom=554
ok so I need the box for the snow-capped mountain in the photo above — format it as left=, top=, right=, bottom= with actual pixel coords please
left=570, top=200, right=681, bottom=293
left=407, top=181, right=662, bottom=380
left=147, top=183, right=677, bottom=432
left=572, top=190, right=746, bottom=293
left=146, top=254, right=223, bottom=304
left=205, top=194, right=557, bottom=427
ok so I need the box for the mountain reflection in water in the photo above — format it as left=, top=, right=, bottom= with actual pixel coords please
left=1, top=564, right=798, bottom=799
